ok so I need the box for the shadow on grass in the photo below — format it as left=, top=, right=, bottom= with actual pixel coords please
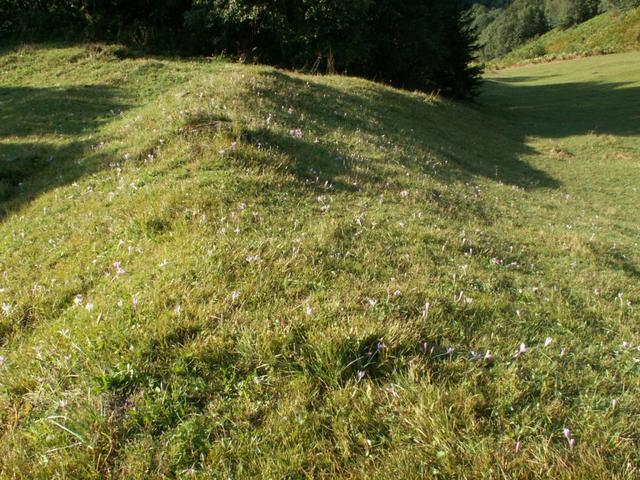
left=237, top=70, right=640, bottom=193
left=2, top=61, right=639, bottom=219
left=237, top=71, right=563, bottom=192
left=0, top=85, right=129, bottom=219
left=480, top=77, right=640, bottom=138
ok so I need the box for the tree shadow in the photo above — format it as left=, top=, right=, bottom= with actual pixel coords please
left=480, top=77, right=640, bottom=138
left=235, top=69, right=640, bottom=196
left=2, top=61, right=638, bottom=220
left=237, top=70, right=562, bottom=193
left=0, top=85, right=129, bottom=219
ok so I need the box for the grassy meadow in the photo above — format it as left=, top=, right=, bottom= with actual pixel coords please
left=0, top=44, right=639, bottom=478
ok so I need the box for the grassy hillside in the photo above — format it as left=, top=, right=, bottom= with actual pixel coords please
left=493, top=7, right=640, bottom=67
left=0, top=44, right=639, bottom=478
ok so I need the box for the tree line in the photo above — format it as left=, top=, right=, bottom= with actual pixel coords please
left=0, top=0, right=481, bottom=99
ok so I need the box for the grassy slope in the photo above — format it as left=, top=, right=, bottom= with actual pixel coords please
left=494, top=7, right=640, bottom=68
left=0, top=44, right=639, bottom=478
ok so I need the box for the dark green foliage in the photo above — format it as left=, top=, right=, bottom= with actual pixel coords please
left=467, top=3, right=505, bottom=33
left=0, top=0, right=482, bottom=98
left=0, top=0, right=193, bottom=46
left=184, top=0, right=481, bottom=97
left=479, top=0, right=548, bottom=59
left=545, top=0, right=601, bottom=28
left=600, top=0, right=640, bottom=10
left=184, top=0, right=375, bottom=71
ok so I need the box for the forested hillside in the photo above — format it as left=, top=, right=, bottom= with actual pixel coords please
left=467, top=0, right=640, bottom=59
left=494, top=6, right=640, bottom=66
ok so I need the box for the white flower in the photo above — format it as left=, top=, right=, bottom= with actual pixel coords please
left=289, top=128, right=304, bottom=139
left=74, top=295, right=84, bottom=306
left=513, top=343, right=528, bottom=358
left=306, top=306, right=313, bottom=316
left=231, top=291, right=241, bottom=302
left=544, top=337, right=553, bottom=347
left=367, top=298, right=378, bottom=307
left=385, top=385, right=399, bottom=397
left=85, top=303, right=94, bottom=311
left=113, top=262, right=126, bottom=275
left=1, top=302, right=11, bottom=316
left=174, top=305, right=182, bottom=315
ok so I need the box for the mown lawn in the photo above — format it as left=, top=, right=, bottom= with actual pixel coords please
left=0, top=44, right=639, bottom=479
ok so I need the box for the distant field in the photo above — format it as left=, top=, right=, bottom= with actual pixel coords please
left=0, top=45, right=639, bottom=478
left=493, top=7, right=640, bottom=68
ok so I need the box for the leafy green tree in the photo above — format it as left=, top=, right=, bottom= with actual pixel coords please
left=600, top=0, right=640, bottom=10
left=479, top=0, right=547, bottom=58
left=544, top=0, right=600, bottom=28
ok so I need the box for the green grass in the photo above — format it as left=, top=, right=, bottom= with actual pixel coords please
left=493, top=7, right=640, bottom=68
left=0, top=43, right=639, bottom=478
